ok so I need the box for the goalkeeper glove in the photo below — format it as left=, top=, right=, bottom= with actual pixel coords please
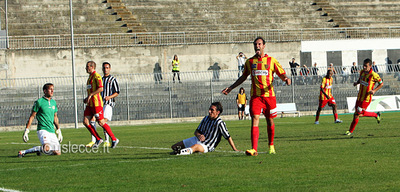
left=22, top=128, right=30, bottom=143
left=56, top=129, right=63, bottom=143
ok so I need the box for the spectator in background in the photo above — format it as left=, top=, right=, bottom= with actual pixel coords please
left=351, top=62, right=359, bottom=82
left=172, top=55, right=181, bottom=83
left=394, top=62, right=400, bottom=81
left=372, top=61, right=378, bottom=73
left=153, top=63, right=163, bottom=84
left=299, top=65, right=310, bottom=85
left=289, top=58, right=300, bottom=77
left=236, top=52, right=247, bottom=77
left=311, top=62, right=320, bottom=83
left=328, top=63, right=337, bottom=84
left=341, top=67, right=349, bottom=83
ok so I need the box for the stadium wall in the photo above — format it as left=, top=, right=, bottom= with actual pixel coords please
left=0, top=42, right=301, bottom=79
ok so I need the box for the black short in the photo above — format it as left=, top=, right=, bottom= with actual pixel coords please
left=238, top=105, right=245, bottom=111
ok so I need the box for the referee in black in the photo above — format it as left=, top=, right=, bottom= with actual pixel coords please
left=171, top=102, right=239, bottom=155
left=86, top=62, right=120, bottom=148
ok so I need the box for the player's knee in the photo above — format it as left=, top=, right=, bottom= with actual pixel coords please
left=53, top=150, right=61, bottom=155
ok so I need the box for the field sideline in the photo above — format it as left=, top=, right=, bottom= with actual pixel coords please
left=1, top=113, right=399, bottom=191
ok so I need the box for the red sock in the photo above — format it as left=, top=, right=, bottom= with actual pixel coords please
left=334, top=113, right=338, bottom=121
left=349, top=118, right=359, bottom=133
left=86, top=124, right=101, bottom=140
left=363, top=111, right=377, bottom=118
left=267, top=123, right=275, bottom=146
left=315, top=115, right=320, bottom=122
left=251, top=126, right=259, bottom=151
left=102, top=123, right=116, bottom=141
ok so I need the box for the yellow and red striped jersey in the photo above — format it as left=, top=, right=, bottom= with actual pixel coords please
left=243, top=54, right=286, bottom=97
left=86, top=71, right=104, bottom=107
left=319, top=77, right=333, bottom=100
left=357, top=69, right=382, bottom=102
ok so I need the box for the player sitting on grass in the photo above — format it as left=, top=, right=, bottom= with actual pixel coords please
left=18, top=83, right=62, bottom=157
left=170, top=102, right=239, bottom=155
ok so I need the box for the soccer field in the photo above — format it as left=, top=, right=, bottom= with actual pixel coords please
left=1, top=112, right=399, bottom=191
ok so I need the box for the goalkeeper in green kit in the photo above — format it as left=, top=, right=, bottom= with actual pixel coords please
left=18, top=83, right=63, bottom=157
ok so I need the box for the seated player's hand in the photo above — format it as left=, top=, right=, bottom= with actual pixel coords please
left=22, top=128, right=30, bottom=143
left=56, top=129, right=63, bottom=143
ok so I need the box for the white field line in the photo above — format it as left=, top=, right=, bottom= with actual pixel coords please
left=0, top=187, right=22, bottom=192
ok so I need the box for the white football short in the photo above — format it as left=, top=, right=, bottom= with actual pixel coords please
left=183, top=136, right=209, bottom=153
left=37, top=130, right=60, bottom=151
left=103, top=104, right=113, bottom=121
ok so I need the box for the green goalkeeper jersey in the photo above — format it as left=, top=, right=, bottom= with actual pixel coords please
left=32, top=96, right=58, bottom=133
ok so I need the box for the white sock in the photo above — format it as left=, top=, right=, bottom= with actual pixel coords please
left=24, top=146, right=41, bottom=154
left=104, top=131, right=110, bottom=143
left=179, top=148, right=193, bottom=155
left=90, top=121, right=97, bottom=142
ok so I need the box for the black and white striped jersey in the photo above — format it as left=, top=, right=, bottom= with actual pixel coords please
left=101, top=75, right=120, bottom=107
left=196, top=116, right=231, bottom=152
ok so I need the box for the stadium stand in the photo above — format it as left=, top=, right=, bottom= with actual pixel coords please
left=3, top=0, right=400, bottom=35
left=313, top=0, right=400, bottom=28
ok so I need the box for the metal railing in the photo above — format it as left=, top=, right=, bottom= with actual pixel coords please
left=1, top=65, right=399, bottom=127
left=1, top=64, right=398, bottom=88
left=2, top=27, right=400, bottom=49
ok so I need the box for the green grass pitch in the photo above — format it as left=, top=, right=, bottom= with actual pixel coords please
left=1, top=112, right=399, bottom=191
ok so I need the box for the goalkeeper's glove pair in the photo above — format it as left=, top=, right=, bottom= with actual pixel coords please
left=22, top=128, right=63, bottom=143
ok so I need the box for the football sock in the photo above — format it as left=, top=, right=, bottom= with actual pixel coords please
left=25, top=146, right=41, bottom=154
left=104, top=131, right=110, bottom=142
left=179, top=148, right=193, bottom=155
left=90, top=121, right=96, bottom=142
left=349, top=118, right=359, bottom=133
left=334, top=113, right=338, bottom=121
left=363, top=111, right=378, bottom=118
left=315, top=115, right=320, bottom=122
left=267, top=123, right=275, bottom=146
left=102, top=123, right=116, bottom=141
left=86, top=124, right=101, bottom=140
left=251, top=126, right=259, bottom=151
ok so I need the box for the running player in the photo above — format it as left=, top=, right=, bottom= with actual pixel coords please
left=83, top=61, right=119, bottom=148
left=86, top=62, right=120, bottom=148
left=346, top=59, right=383, bottom=135
left=314, top=69, right=342, bottom=124
left=18, top=83, right=62, bottom=157
left=222, top=37, right=291, bottom=156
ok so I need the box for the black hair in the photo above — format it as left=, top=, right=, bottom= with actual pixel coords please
left=43, top=83, right=54, bottom=91
left=211, top=102, right=223, bottom=114
left=103, top=62, right=111, bottom=68
left=253, top=36, right=266, bottom=45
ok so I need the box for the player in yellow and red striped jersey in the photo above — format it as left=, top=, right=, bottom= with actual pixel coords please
left=346, top=58, right=383, bottom=136
left=314, top=69, right=342, bottom=124
left=83, top=61, right=119, bottom=148
left=222, top=37, right=291, bottom=156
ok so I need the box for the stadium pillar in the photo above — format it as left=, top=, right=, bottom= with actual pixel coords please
left=69, top=0, right=79, bottom=129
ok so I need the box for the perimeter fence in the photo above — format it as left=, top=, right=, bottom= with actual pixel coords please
left=1, top=64, right=399, bottom=127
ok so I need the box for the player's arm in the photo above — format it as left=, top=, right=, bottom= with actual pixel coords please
left=105, top=92, right=119, bottom=101
left=353, top=78, right=360, bottom=86
left=26, top=111, right=37, bottom=129
left=54, top=112, right=60, bottom=131
left=84, top=87, right=103, bottom=104
left=320, top=88, right=330, bottom=100
left=227, top=137, right=239, bottom=151
left=369, top=80, right=383, bottom=95
left=194, top=130, right=205, bottom=142
left=222, top=74, right=248, bottom=95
